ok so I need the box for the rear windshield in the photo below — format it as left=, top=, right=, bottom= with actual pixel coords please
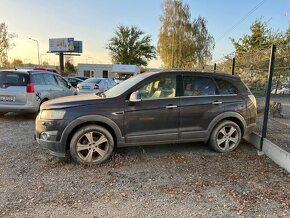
left=0, top=72, right=29, bottom=86
left=83, top=78, right=101, bottom=84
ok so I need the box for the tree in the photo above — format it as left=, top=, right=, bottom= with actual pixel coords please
left=158, top=0, right=214, bottom=68
left=0, top=22, right=16, bottom=67
left=107, top=25, right=157, bottom=67
left=64, top=60, right=76, bottom=76
left=10, top=58, right=23, bottom=68
left=230, top=19, right=288, bottom=86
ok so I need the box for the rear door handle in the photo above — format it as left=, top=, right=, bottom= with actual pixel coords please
left=212, top=101, right=223, bottom=105
left=166, top=105, right=178, bottom=109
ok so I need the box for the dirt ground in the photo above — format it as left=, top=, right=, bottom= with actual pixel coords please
left=0, top=113, right=289, bottom=218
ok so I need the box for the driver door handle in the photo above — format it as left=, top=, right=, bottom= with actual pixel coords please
left=212, top=101, right=223, bottom=105
left=166, top=105, right=178, bottom=109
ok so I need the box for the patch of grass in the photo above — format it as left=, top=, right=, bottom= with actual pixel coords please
left=250, top=89, right=266, bottom=95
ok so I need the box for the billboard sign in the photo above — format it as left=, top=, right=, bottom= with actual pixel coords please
left=72, top=41, right=83, bottom=53
left=49, top=38, right=74, bottom=52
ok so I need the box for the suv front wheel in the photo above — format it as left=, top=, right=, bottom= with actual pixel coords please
left=209, top=120, right=242, bottom=153
left=70, top=125, right=114, bottom=165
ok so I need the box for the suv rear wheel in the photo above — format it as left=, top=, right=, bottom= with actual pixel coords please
left=70, top=125, right=114, bottom=165
left=209, top=120, right=242, bottom=153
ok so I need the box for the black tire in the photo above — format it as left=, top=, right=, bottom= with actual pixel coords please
left=209, top=120, right=242, bottom=153
left=70, top=125, right=114, bottom=165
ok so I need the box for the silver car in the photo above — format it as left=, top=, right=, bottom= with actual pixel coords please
left=77, top=78, right=116, bottom=94
left=0, top=70, right=76, bottom=115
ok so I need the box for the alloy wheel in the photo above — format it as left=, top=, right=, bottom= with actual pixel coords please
left=216, top=125, right=239, bottom=151
left=76, top=131, right=109, bottom=163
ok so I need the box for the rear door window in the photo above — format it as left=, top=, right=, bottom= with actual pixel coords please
left=55, top=75, right=69, bottom=88
left=215, top=78, right=239, bottom=95
left=183, top=76, right=217, bottom=96
left=0, top=72, right=29, bottom=86
left=43, top=74, right=58, bottom=86
left=31, top=74, right=46, bottom=85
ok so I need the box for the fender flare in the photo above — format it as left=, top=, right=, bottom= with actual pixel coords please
left=60, top=115, right=124, bottom=146
left=206, top=112, right=247, bottom=141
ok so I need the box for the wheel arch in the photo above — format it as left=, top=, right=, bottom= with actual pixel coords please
left=60, top=115, right=124, bottom=151
left=206, top=112, right=247, bottom=141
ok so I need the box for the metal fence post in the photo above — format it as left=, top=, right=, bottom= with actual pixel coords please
left=231, top=57, right=235, bottom=75
left=260, top=44, right=276, bottom=151
left=214, top=63, right=217, bottom=71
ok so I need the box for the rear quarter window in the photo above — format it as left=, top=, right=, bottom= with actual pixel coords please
left=215, top=78, right=239, bottom=95
left=0, top=72, right=29, bottom=86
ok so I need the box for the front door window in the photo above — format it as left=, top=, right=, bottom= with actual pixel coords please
left=139, top=75, right=176, bottom=99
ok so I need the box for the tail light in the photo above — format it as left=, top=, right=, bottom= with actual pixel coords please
left=248, top=94, right=257, bottom=108
left=26, top=83, right=35, bottom=93
left=94, top=84, right=99, bottom=90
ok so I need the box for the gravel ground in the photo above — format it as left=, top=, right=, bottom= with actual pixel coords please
left=0, top=113, right=289, bottom=218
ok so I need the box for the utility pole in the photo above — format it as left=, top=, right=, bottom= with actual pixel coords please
left=29, top=38, right=40, bottom=65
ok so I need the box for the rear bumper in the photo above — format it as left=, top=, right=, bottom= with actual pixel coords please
left=244, top=123, right=256, bottom=136
left=0, top=104, right=38, bottom=112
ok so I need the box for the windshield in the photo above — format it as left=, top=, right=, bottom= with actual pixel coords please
left=105, top=74, right=147, bottom=98
left=83, top=78, right=101, bottom=84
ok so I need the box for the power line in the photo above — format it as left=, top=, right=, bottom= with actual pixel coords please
left=216, top=0, right=267, bottom=43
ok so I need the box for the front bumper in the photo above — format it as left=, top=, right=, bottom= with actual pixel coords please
left=35, top=115, right=67, bottom=157
left=36, top=137, right=66, bottom=157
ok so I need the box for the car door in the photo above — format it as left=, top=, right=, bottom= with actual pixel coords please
left=42, top=73, right=62, bottom=99
left=124, top=74, right=179, bottom=144
left=179, top=75, right=224, bottom=141
left=55, top=75, right=74, bottom=97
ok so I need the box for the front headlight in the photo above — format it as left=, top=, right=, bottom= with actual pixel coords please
left=40, top=110, right=66, bottom=120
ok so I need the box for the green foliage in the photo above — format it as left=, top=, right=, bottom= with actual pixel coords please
left=107, top=25, right=157, bottom=67
left=0, top=22, right=16, bottom=67
left=9, top=58, right=23, bottom=68
left=158, top=0, right=214, bottom=68
left=229, top=19, right=290, bottom=87
left=64, top=60, right=76, bottom=76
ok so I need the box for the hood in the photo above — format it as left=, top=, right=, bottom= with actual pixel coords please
left=41, top=94, right=105, bottom=110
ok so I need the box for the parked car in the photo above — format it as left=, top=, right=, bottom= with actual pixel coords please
left=0, top=69, right=76, bottom=115
left=271, top=87, right=290, bottom=94
left=74, top=76, right=89, bottom=81
left=65, top=77, right=84, bottom=88
left=35, top=70, right=257, bottom=165
left=77, top=78, right=115, bottom=94
left=33, top=67, right=58, bottom=73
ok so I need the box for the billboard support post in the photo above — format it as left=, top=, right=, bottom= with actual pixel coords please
left=49, top=38, right=83, bottom=74
left=59, top=52, right=64, bottom=73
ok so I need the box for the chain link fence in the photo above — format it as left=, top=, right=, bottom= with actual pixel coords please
left=212, top=45, right=290, bottom=153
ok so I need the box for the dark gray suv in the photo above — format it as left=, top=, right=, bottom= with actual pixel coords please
left=35, top=70, right=257, bottom=165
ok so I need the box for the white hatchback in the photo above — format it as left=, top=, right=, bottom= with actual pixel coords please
left=0, top=70, right=77, bottom=116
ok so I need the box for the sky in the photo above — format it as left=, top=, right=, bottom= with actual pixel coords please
left=1, top=0, right=290, bottom=68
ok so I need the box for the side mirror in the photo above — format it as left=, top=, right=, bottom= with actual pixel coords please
left=129, top=90, right=141, bottom=103
left=67, top=82, right=72, bottom=89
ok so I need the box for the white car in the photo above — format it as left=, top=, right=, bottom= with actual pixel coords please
left=77, top=78, right=116, bottom=94
left=271, top=87, right=290, bottom=94
left=0, top=69, right=77, bottom=116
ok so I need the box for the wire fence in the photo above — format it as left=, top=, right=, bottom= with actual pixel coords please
left=213, top=45, right=290, bottom=153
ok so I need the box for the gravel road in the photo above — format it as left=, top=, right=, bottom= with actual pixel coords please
left=0, top=113, right=289, bottom=217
